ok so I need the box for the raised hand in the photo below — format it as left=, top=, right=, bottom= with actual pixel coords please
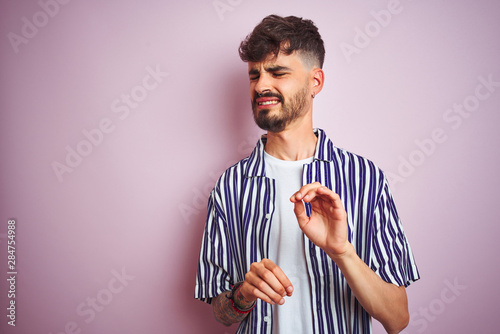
left=290, top=182, right=349, bottom=257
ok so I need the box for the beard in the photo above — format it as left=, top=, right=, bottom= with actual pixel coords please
left=252, top=84, right=309, bottom=133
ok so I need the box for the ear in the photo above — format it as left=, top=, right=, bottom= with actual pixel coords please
left=311, top=68, right=325, bottom=97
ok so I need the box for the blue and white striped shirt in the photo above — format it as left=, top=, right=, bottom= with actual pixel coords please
left=195, top=128, right=420, bottom=334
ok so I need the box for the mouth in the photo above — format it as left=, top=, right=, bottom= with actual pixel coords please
left=255, top=97, right=281, bottom=108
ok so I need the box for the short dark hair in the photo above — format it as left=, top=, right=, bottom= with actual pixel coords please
left=239, top=15, right=325, bottom=69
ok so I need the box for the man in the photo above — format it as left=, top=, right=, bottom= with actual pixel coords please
left=195, top=15, right=419, bottom=334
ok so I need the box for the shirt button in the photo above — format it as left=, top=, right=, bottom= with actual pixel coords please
left=265, top=214, right=270, bottom=219
left=263, top=316, right=271, bottom=322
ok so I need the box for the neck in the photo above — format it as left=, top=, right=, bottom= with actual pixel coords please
left=264, top=120, right=317, bottom=161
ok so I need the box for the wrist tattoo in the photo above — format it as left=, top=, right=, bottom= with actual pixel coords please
left=234, top=286, right=255, bottom=310
left=213, top=291, right=252, bottom=326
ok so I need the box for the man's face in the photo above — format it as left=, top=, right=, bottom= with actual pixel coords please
left=248, top=52, right=312, bottom=133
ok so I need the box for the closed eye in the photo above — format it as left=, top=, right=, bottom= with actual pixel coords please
left=249, top=68, right=260, bottom=81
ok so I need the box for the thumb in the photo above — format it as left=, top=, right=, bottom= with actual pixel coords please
left=293, top=200, right=309, bottom=229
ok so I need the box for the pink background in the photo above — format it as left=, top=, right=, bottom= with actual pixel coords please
left=1, top=1, right=499, bottom=333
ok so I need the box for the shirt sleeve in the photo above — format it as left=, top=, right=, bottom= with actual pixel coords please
left=370, top=175, right=420, bottom=287
left=194, top=190, right=232, bottom=304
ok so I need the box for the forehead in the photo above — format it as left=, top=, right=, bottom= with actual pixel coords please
left=247, top=51, right=306, bottom=72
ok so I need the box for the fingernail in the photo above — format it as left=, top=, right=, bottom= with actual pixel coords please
left=279, top=298, right=285, bottom=305
left=287, top=286, right=294, bottom=293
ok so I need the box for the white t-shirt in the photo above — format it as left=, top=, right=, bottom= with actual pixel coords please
left=264, top=151, right=314, bottom=334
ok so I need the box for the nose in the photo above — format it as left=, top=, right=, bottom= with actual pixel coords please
left=254, top=74, right=272, bottom=95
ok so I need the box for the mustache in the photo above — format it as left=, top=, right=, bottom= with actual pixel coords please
left=252, top=92, right=284, bottom=105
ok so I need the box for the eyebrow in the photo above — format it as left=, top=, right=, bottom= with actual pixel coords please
left=248, top=65, right=293, bottom=76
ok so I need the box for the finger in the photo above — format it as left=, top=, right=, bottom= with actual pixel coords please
left=316, top=187, right=344, bottom=209
left=293, top=200, right=309, bottom=229
left=289, top=190, right=302, bottom=203
left=245, top=282, right=281, bottom=305
left=245, top=261, right=291, bottom=303
left=290, top=182, right=323, bottom=203
left=242, top=276, right=283, bottom=305
left=298, top=187, right=322, bottom=203
left=302, top=185, right=340, bottom=204
left=262, top=259, right=294, bottom=296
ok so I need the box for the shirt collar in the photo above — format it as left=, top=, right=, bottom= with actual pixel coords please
left=244, top=128, right=334, bottom=178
